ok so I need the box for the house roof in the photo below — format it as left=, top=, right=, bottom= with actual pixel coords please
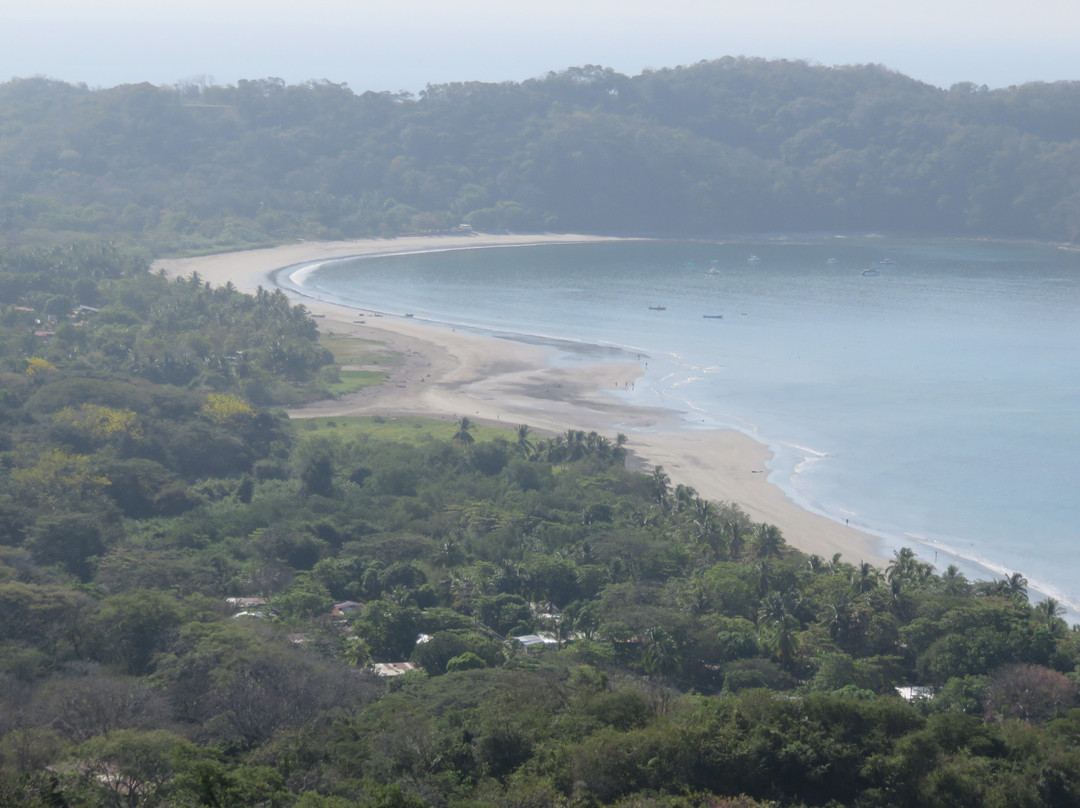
left=511, top=633, right=559, bottom=647
left=372, top=662, right=419, bottom=677
left=331, top=600, right=363, bottom=617
left=895, top=686, right=935, bottom=702
left=225, top=596, right=268, bottom=608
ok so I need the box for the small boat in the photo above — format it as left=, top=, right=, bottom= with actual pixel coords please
left=878, top=258, right=894, bottom=265
left=826, top=258, right=839, bottom=264
left=404, top=313, right=414, bottom=318
left=702, top=314, right=724, bottom=319
left=705, top=261, right=721, bottom=275
left=747, top=255, right=760, bottom=263
left=648, top=305, right=667, bottom=311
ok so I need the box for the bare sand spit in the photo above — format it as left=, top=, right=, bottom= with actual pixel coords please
left=154, top=233, right=887, bottom=567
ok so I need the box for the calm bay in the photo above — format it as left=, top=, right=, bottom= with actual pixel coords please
left=284, top=236, right=1080, bottom=618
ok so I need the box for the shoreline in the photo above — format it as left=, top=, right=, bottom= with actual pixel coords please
left=153, top=233, right=890, bottom=568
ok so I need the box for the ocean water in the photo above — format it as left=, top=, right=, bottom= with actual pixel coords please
left=280, top=236, right=1080, bottom=617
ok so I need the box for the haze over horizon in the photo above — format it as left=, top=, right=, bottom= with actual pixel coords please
left=4, top=0, right=1079, bottom=94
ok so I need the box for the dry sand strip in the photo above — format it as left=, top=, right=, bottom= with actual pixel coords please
left=154, top=234, right=889, bottom=567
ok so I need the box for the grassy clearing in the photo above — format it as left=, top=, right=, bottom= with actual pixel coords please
left=293, top=414, right=519, bottom=446
left=320, top=332, right=401, bottom=367
left=323, top=369, right=388, bottom=396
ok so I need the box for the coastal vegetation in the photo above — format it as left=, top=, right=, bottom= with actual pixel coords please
left=4, top=244, right=1080, bottom=805
left=5, top=58, right=1080, bottom=252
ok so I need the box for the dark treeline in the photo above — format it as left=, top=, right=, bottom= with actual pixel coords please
left=5, top=245, right=1080, bottom=806
left=5, top=58, right=1080, bottom=250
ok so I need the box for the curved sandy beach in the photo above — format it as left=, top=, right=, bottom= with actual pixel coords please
left=154, top=233, right=888, bottom=567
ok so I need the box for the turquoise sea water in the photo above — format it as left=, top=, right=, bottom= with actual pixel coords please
left=280, top=236, right=1080, bottom=617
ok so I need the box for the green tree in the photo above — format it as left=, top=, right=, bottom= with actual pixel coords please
left=410, top=630, right=504, bottom=675
left=354, top=600, right=422, bottom=660
left=641, top=626, right=681, bottom=678
left=515, top=423, right=535, bottom=457
left=92, top=591, right=182, bottom=676
left=271, top=575, right=334, bottom=619
left=452, top=416, right=475, bottom=447
left=70, top=729, right=195, bottom=808
left=752, top=523, right=785, bottom=559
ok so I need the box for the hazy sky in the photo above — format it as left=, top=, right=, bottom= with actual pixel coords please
left=4, top=0, right=1079, bottom=93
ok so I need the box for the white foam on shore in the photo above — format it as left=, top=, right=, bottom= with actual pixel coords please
left=909, top=534, right=1080, bottom=619
left=287, top=260, right=333, bottom=287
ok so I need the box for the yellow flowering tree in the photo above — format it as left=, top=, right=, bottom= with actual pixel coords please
left=23, top=357, right=57, bottom=377
left=54, top=404, right=144, bottom=443
left=200, top=392, right=257, bottom=427
left=13, top=448, right=110, bottom=506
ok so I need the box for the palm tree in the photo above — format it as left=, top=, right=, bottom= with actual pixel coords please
left=753, top=523, right=785, bottom=559
left=885, top=576, right=915, bottom=619
left=565, top=429, right=587, bottom=461
left=452, top=416, right=475, bottom=447
left=940, top=564, right=969, bottom=595
left=447, top=573, right=477, bottom=611
left=342, top=636, right=371, bottom=667
left=820, top=594, right=853, bottom=647
left=437, top=538, right=462, bottom=567
left=691, top=497, right=715, bottom=525
left=756, top=597, right=801, bottom=672
left=692, top=500, right=726, bottom=561
left=1002, top=571, right=1028, bottom=600
left=613, top=433, right=629, bottom=465
left=753, top=559, right=776, bottom=598
left=642, top=627, right=681, bottom=678
left=827, top=553, right=849, bottom=575
left=885, top=547, right=934, bottom=587
left=585, top=431, right=605, bottom=457
left=885, top=548, right=917, bottom=582
left=1035, top=597, right=1066, bottom=630
left=758, top=590, right=788, bottom=624
left=515, top=424, right=535, bottom=457
left=727, top=519, right=748, bottom=562
left=648, top=465, right=671, bottom=509
left=673, top=484, right=698, bottom=512
left=851, top=561, right=880, bottom=595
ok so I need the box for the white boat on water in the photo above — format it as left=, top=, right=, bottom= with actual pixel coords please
left=747, top=255, right=760, bottom=264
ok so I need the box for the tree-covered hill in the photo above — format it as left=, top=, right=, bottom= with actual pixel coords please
left=5, top=58, right=1080, bottom=250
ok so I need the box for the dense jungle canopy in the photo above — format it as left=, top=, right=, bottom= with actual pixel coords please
left=4, top=57, right=1080, bottom=251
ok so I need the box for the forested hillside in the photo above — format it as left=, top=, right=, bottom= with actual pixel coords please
left=5, top=58, right=1080, bottom=251
left=5, top=244, right=1080, bottom=806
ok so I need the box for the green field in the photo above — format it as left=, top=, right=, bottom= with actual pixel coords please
left=321, top=369, right=388, bottom=395
left=292, top=414, right=520, bottom=445
left=319, top=332, right=401, bottom=367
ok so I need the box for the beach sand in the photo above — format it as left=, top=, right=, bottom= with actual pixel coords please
left=154, top=233, right=888, bottom=568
